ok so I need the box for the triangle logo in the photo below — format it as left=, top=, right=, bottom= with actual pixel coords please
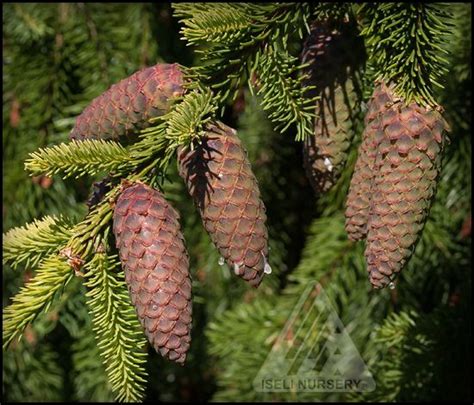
left=253, top=283, right=376, bottom=393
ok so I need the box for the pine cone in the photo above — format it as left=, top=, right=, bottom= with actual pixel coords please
left=177, top=121, right=269, bottom=288
left=113, top=182, right=192, bottom=364
left=71, top=63, right=184, bottom=141
left=345, top=82, right=396, bottom=240
left=365, top=97, right=449, bottom=288
left=301, top=20, right=364, bottom=193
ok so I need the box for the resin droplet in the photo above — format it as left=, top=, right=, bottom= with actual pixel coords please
left=323, top=157, right=333, bottom=172
left=388, top=281, right=396, bottom=290
left=218, top=257, right=225, bottom=266
left=233, top=262, right=241, bottom=275
left=218, top=172, right=223, bottom=179
left=262, top=252, right=272, bottom=274
left=264, top=262, right=272, bottom=275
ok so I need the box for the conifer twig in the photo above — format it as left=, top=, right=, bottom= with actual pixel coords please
left=3, top=255, right=74, bottom=349
left=84, top=248, right=148, bottom=402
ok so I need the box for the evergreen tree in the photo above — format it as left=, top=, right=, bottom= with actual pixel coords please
left=3, top=3, right=471, bottom=402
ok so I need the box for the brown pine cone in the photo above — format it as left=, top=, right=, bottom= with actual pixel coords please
left=365, top=99, right=448, bottom=288
left=177, top=121, right=270, bottom=288
left=113, top=182, right=192, bottom=364
left=345, top=82, right=396, bottom=240
left=71, top=63, right=184, bottom=141
left=301, top=19, right=365, bottom=193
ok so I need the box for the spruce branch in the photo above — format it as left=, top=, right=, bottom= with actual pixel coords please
left=66, top=188, right=118, bottom=259
left=173, top=3, right=253, bottom=45
left=24, top=139, right=132, bottom=179
left=4, top=3, right=54, bottom=44
left=173, top=2, right=260, bottom=105
left=130, top=87, right=217, bottom=169
left=353, top=303, right=471, bottom=402
left=22, top=87, right=217, bottom=185
left=252, top=44, right=316, bottom=141
left=252, top=2, right=312, bottom=43
left=72, top=328, right=115, bottom=402
left=173, top=2, right=314, bottom=125
left=162, top=87, right=218, bottom=149
left=310, top=3, right=352, bottom=22
left=192, top=45, right=257, bottom=107
left=3, top=340, right=65, bottom=402
left=360, top=3, right=453, bottom=107
left=3, top=255, right=74, bottom=349
left=349, top=310, right=419, bottom=402
left=23, top=89, right=218, bottom=264
left=449, top=3, right=471, bottom=81
left=3, top=215, right=73, bottom=269
left=84, top=249, right=148, bottom=403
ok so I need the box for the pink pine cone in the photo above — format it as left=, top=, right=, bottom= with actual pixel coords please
left=71, top=63, right=184, bottom=141
left=365, top=99, right=448, bottom=288
left=113, top=182, right=192, bottom=364
left=345, top=82, right=396, bottom=240
left=177, top=121, right=269, bottom=288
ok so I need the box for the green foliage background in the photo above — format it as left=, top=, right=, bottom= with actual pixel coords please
left=2, top=3, right=471, bottom=402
